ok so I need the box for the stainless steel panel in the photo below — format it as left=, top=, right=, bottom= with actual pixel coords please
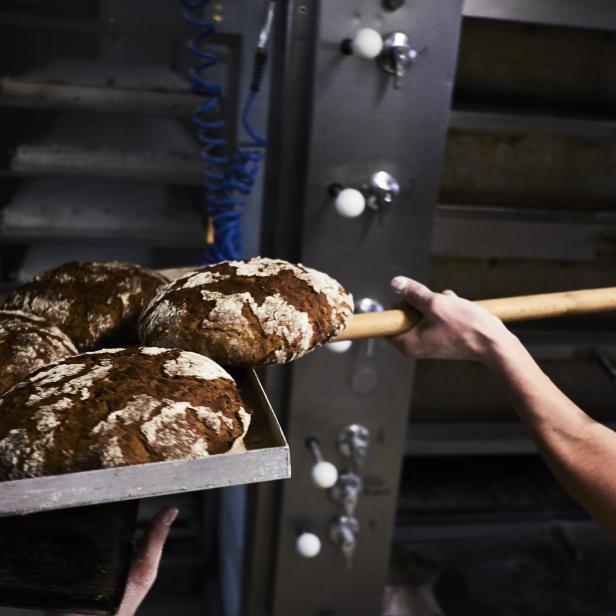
left=8, top=111, right=202, bottom=184
left=257, top=1, right=464, bottom=615
left=5, top=58, right=191, bottom=91
left=0, top=78, right=196, bottom=118
left=1, top=179, right=202, bottom=244
left=1, top=77, right=197, bottom=117
left=0, top=370, right=290, bottom=516
left=0, top=57, right=200, bottom=117
left=0, top=12, right=239, bottom=43
left=11, top=144, right=202, bottom=185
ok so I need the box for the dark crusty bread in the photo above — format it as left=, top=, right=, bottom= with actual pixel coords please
left=3, top=262, right=168, bottom=352
left=139, top=257, right=354, bottom=366
left=0, top=310, right=77, bottom=395
left=0, top=347, right=250, bottom=479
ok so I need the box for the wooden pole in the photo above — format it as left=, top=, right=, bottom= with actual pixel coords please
left=334, top=287, right=616, bottom=342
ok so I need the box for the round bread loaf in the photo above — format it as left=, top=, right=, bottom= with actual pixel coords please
left=3, top=261, right=168, bottom=351
left=0, top=310, right=77, bottom=395
left=139, top=257, right=354, bottom=366
left=0, top=347, right=250, bottom=479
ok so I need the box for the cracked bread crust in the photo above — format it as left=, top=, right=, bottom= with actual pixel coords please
left=138, top=257, right=354, bottom=366
left=0, top=347, right=250, bottom=479
left=0, top=310, right=78, bottom=395
left=3, top=261, right=168, bottom=352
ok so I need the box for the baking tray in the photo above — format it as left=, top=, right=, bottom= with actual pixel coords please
left=0, top=369, right=290, bottom=516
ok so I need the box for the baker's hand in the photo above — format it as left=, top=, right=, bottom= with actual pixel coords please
left=388, top=276, right=512, bottom=362
left=116, top=506, right=178, bottom=616
left=47, top=506, right=178, bottom=616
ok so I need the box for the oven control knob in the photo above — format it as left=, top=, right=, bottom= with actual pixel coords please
left=329, top=171, right=399, bottom=218
left=357, top=298, right=384, bottom=314
left=367, top=171, right=400, bottom=211
left=296, top=532, right=321, bottom=558
left=338, top=424, right=370, bottom=468
left=327, top=340, right=353, bottom=353
left=307, top=438, right=339, bottom=489
left=342, top=27, right=383, bottom=60
left=312, top=460, right=339, bottom=489
left=378, top=32, right=418, bottom=89
left=334, top=188, right=366, bottom=218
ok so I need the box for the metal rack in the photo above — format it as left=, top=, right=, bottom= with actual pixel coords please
left=395, top=3, right=616, bottom=612
left=0, top=14, right=243, bottom=283
left=0, top=7, right=252, bottom=615
left=0, top=58, right=200, bottom=117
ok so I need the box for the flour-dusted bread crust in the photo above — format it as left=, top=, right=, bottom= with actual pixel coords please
left=3, top=262, right=168, bottom=351
left=0, top=310, right=77, bottom=395
left=0, top=347, right=250, bottom=479
left=139, top=257, right=354, bottom=366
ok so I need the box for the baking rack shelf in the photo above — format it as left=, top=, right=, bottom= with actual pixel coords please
left=0, top=369, right=290, bottom=516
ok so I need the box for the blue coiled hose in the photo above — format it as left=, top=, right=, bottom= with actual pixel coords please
left=181, top=0, right=267, bottom=263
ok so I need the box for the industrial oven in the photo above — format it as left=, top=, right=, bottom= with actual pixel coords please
left=245, top=2, right=616, bottom=615
left=0, top=1, right=616, bottom=615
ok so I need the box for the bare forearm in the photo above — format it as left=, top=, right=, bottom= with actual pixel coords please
left=389, top=276, right=616, bottom=540
left=485, top=332, right=616, bottom=540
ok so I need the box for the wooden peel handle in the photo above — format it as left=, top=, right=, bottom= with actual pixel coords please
left=334, top=287, right=616, bottom=342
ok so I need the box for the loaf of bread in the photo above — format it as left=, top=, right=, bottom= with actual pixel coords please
left=139, top=257, right=354, bottom=366
left=0, top=310, right=77, bottom=395
left=3, top=262, right=168, bottom=351
left=0, top=347, right=250, bottom=479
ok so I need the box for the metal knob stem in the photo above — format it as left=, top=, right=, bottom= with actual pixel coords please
left=330, top=515, right=360, bottom=568
left=365, top=171, right=400, bottom=211
left=378, top=32, right=418, bottom=89
left=307, top=438, right=339, bottom=489
left=330, top=171, right=400, bottom=217
left=338, top=424, right=370, bottom=470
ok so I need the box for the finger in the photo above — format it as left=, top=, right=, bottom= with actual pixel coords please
left=388, top=327, right=426, bottom=358
left=391, top=276, right=435, bottom=312
left=117, top=506, right=178, bottom=616
left=442, top=289, right=457, bottom=297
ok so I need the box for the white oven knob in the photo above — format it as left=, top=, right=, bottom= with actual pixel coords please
left=327, top=340, right=352, bottom=353
left=307, top=438, right=339, bottom=489
left=296, top=532, right=321, bottom=558
left=351, top=27, right=383, bottom=59
left=311, top=460, right=339, bottom=489
left=335, top=188, right=365, bottom=218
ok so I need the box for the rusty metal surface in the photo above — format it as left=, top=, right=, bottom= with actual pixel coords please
left=449, top=109, right=616, bottom=139
left=0, top=370, right=290, bottom=516
left=433, top=206, right=616, bottom=261
left=455, top=18, right=616, bottom=113
left=464, top=0, right=616, bottom=31
left=428, top=257, right=616, bottom=299
left=416, top=257, right=616, bottom=424
left=411, top=348, right=616, bottom=422
left=440, top=129, right=616, bottom=210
